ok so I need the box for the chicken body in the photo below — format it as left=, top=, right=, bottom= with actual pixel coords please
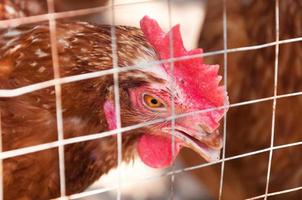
left=0, top=22, right=156, bottom=199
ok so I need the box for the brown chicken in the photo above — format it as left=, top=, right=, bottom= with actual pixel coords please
left=181, top=0, right=302, bottom=199
left=0, top=7, right=228, bottom=200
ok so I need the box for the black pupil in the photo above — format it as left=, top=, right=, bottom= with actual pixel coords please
left=151, top=98, right=158, bottom=105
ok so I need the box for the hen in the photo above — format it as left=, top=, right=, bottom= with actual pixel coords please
left=181, top=0, right=302, bottom=199
left=0, top=13, right=228, bottom=200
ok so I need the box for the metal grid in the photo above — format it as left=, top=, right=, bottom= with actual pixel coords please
left=0, top=0, right=301, bottom=199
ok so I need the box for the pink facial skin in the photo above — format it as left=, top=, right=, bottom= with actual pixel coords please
left=129, top=85, right=172, bottom=116
left=104, top=83, right=222, bottom=168
left=103, top=84, right=185, bottom=168
left=103, top=101, right=117, bottom=130
left=129, top=84, right=216, bottom=168
left=129, top=85, right=183, bottom=168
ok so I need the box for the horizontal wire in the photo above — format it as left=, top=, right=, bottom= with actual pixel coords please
left=203, top=36, right=302, bottom=57
left=68, top=186, right=117, bottom=199
left=246, top=185, right=302, bottom=200
left=0, top=90, right=301, bottom=160
left=0, top=36, right=301, bottom=97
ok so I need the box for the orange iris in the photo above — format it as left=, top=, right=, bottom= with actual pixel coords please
left=143, top=94, right=165, bottom=109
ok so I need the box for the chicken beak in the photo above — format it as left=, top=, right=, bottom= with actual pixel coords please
left=166, top=128, right=222, bottom=162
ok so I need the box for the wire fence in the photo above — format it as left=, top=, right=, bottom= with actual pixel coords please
left=0, top=0, right=301, bottom=199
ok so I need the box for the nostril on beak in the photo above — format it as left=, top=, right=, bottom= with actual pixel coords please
left=198, top=123, right=212, bottom=136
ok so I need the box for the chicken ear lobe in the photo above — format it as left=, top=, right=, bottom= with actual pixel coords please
left=103, top=100, right=117, bottom=130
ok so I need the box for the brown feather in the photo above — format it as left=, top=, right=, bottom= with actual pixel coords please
left=0, top=22, right=162, bottom=199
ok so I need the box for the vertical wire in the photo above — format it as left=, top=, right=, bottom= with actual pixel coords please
left=218, top=0, right=228, bottom=199
left=46, top=0, right=67, bottom=198
left=167, top=1, right=176, bottom=199
left=0, top=112, right=3, bottom=200
left=264, top=0, right=279, bottom=199
left=110, top=1, right=123, bottom=199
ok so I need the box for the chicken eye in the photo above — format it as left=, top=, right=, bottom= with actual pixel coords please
left=143, top=94, right=165, bottom=109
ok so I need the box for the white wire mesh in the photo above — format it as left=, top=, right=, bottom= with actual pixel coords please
left=263, top=0, right=280, bottom=199
left=218, top=0, right=228, bottom=199
left=0, top=0, right=301, bottom=199
left=47, top=0, right=67, bottom=197
left=166, top=1, right=176, bottom=200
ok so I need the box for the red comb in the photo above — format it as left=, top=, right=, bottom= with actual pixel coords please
left=140, top=16, right=228, bottom=130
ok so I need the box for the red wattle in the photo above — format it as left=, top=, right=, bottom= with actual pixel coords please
left=137, top=134, right=181, bottom=168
